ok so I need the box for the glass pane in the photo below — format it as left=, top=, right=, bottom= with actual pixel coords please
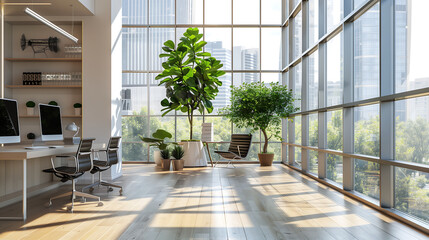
left=123, top=142, right=147, bottom=161
left=327, top=32, right=343, bottom=107
left=327, top=154, right=343, bottom=185
left=261, top=73, right=281, bottom=85
left=233, top=72, right=260, bottom=87
left=294, top=116, right=301, bottom=167
left=149, top=0, right=174, bottom=24
left=148, top=73, right=171, bottom=116
left=267, top=143, right=282, bottom=161
left=204, top=117, right=232, bottom=142
left=149, top=28, right=175, bottom=71
left=395, top=167, right=429, bottom=222
left=309, top=113, right=318, bottom=147
left=205, top=28, right=232, bottom=70
left=308, top=50, right=318, bottom=110
left=176, top=0, right=203, bottom=24
left=309, top=150, right=318, bottom=175
left=293, top=63, right=302, bottom=110
left=309, top=0, right=319, bottom=47
left=354, top=104, right=379, bottom=157
left=395, top=96, right=429, bottom=165
left=292, top=0, right=300, bottom=10
left=123, top=28, right=147, bottom=71
left=233, top=28, right=260, bottom=70
left=261, top=28, right=281, bottom=70
left=354, top=0, right=366, bottom=9
left=122, top=73, right=148, bottom=115
left=233, top=125, right=260, bottom=142
left=233, top=0, right=259, bottom=24
left=354, top=159, right=380, bottom=200
left=210, top=73, right=232, bottom=115
left=122, top=0, right=148, bottom=25
left=326, top=0, right=343, bottom=32
left=150, top=116, right=175, bottom=140
left=293, top=11, right=302, bottom=60
left=327, top=110, right=342, bottom=151
left=354, top=4, right=380, bottom=101
left=395, top=1, right=429, bottom=93
left=177, top=116, right=203, bottom=141
left=282, top=26, right=289, bottom=68
left=206, top=0, right=231, bottom=25
left=261, top=0, right=282, bottom=25
left=176, top=28, right=188, bottom=43
left=123, top=115, right=148, bottom=142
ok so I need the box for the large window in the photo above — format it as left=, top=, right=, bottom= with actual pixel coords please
left=122, top=0, right=282, bottom=162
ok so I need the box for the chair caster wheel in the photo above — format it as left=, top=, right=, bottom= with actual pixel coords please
left=108, top=187, right=113, bottom=192
left=119, top=189, right=123, bottom=196
left=67, top=206, right=74, bottom=213
left=89, top=187, right=94, bottom=193
left=81, top=197, right=86, bottom=203
left=97, top=202, right=104, bottom=207
left=45, top=201, right=52, bottom=208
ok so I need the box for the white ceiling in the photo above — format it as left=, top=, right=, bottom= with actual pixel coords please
left=3, top=0, right=94, bottom=16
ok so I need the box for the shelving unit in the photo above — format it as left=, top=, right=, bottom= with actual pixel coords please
left=5, top=58, right=82, bottom=62
left=19, top=115, right=82, bottom=118
left=6, top=85, right=82, bottom=88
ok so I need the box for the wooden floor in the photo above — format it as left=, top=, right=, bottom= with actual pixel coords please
left=0, top=164, right=427, bottom=240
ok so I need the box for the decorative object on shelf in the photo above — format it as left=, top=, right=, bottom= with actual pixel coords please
left=64, top=44, right=82, bottom=58
left=66, top=122, right=80, bottom=144
left=22, top=72, right=42, bottom=85
left=140, top=129, right=176, bottom=166
left=48, top=101, right=58, bottom=106
left=73, top=103, right=82, bottom=116
left=20, top=34, right=59, bottom=56
left=27, top=132, right=36, bottom=140
left=220, top=82, right=299, bottom=166
left=156, top=27, right=225, bottom=140
left=24, top=8, right=78, bottom=43
left=41, top=72, right=82, bottom=86
left=26, top=101, right=36, bottom=115
left=160, top=149, right=171, bottom=171
left=172, top=145, right=185, bottom=171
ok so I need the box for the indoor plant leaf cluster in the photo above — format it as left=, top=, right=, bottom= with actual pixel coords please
left=220, top=82, right=299, bottom=153
left=140, top=129, right=175, bottom=151
left=156, top=27, right=225, bottom=140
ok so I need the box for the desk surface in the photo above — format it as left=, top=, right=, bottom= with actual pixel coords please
left=0, top=145, right=78, bottom=161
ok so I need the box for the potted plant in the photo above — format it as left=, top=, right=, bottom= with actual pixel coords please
left=140, top=129, right=175, bottom=166
left=73, top=103, right=82, bottom=116
left=48, top=101, right=58, bottom=106
left=160, top=149, right=171, bottom=171
left=26, top=101, right=36, bottom=115
left=220, top=82, right=299, bottom=166
left=171, top=145, right=185, bottom=171
left=156, top=27, right=225, bottom=166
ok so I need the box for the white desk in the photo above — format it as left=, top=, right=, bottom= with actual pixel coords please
left=0, top=145, right=77, bottom=221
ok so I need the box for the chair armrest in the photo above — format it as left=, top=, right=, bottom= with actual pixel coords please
left=214, top=150, right=232, bottom=154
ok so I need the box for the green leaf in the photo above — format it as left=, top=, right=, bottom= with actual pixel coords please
left=164, top=40, right=175, bottom=49
left=196, top=52, right=211, bottom=57
left=161, top=99, right=170, bottom=107
left=152, top=129, right=173, bottom=139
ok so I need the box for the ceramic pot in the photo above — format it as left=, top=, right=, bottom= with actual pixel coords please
left=74, top=108, right=82, bottom=116
left=154, top=151, right=162, bottom=166
left=26, top=107, right=35, bottom=116
left=258, top=153, right=274, bottom=166
left=181, top=140, right=208, bottom=167
left=172, top=159, right=185, bottom=171
left=162, top=159, right=171, bottom=171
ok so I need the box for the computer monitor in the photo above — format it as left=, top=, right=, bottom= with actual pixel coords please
left=0, top=98, right=21, bottom=144
left=39, top=103, right=63, bottom=141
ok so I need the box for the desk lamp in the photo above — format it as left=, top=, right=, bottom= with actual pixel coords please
left=66, top=122, right=80, bottom=144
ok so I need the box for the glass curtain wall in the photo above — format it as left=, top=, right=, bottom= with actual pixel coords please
left=283, top=0, right=429, bottom=225
left=122, top=0, right=282, bottom=162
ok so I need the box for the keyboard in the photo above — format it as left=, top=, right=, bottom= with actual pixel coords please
left=25, top=146, right=49, bottom=150
left=48, top=146, right=65, bottom=149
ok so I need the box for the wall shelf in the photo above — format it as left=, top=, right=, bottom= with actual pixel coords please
left=6, top=85, right=82, bottom=89
left=4, top=58, right=82, bottom=62
left=20, top=115, right=82, bottom=118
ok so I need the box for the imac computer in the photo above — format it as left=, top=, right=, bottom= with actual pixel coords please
left=39, top=103, right=64, bottom=142
left=0, top=98, right=21, bottom=144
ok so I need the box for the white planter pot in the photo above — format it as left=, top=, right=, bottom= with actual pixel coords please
left=181, top=140, right=208, bottom=167
left=74, top=108, right=82, bottom=116
left=26, top=107, right=35, bottom=116
left=154, top=150, right=162, bottom=166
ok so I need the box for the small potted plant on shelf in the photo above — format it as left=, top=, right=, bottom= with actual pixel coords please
left=26, top=101, right=36, bottom=115
left=220, top=82, right=299, bottom=166
left=172, top=145, right=185, bottom=171
left=74, top=103, right=82, bottom=116
left=160, top=149, right=171, bottom=171
left=140, top=129, right=176, bottom=166
left=48, top=101, right=58, bottom=106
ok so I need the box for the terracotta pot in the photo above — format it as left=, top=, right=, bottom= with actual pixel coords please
left=258, top=153, right=274, bottom=166
left=172, top=159, right=184, bottom=171
left=162, top=159, right=171, bottom=171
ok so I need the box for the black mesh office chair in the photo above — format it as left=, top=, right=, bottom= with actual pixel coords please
left=82, top=137, right=123, bottom=195
left=44, top=138, right=103, bottom=212
left=214, top=134, right=252, bottom=168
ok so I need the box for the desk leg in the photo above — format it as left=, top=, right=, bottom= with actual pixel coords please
left=22, top=159, right=27, bottom=221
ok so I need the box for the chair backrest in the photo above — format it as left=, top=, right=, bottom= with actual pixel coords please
left=76, top=138, right=95, bottom=172
left=228, top=134, right=252, bottom=158
left=106, top=136, right=121, bottom=165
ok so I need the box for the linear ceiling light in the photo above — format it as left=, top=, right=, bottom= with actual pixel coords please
left=24, top=7, right=78, bottom=43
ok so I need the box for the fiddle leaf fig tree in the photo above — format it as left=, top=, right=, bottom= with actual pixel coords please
left=220, top=82, right=299, bottom=153
left=156, top=27, right=225, bottom=140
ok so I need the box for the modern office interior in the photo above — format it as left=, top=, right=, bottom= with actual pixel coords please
left=0, top=0, right=428, bottom=239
